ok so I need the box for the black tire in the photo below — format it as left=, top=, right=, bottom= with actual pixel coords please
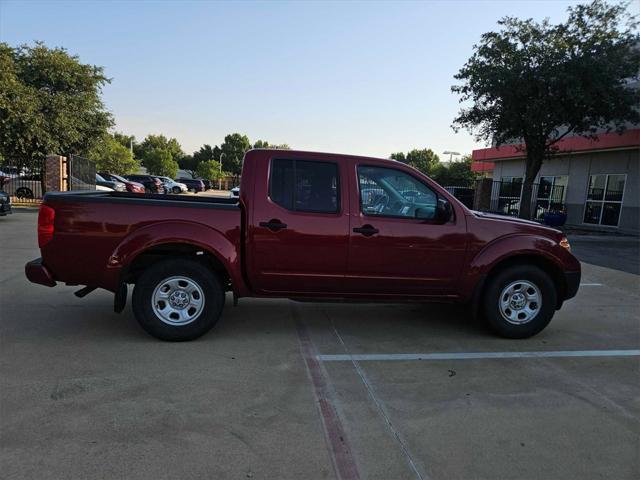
left=172, top=186, right=181, bottom=194
left=132, top=259, right=225, bottom=341
left=16, top=187, right=34, bottom=199
left=483, top=265, right=557, bottom=339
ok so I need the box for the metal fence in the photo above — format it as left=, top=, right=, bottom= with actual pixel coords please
left=487, top=180, right=565, bottom=219
left=443, top=186, right=475, bottom=209
left=0, top=158, right=46, bottom=204
left=67, top=155, right=96, bottom=191
left=444, top=180, right=566, bottom=220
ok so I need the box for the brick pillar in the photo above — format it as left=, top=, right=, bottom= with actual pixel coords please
left=473, top=178, right=494, bottom=211
left=44, top=155, right=66, bottom=193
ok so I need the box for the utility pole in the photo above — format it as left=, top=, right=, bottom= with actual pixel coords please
left=219, top=152, right=225, bottom=191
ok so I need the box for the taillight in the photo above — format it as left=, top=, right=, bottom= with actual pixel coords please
left=38, top=204, right=55, bottom=248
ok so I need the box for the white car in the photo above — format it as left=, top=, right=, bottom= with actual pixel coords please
left=231, top=186, right=240, bottom=198
left=158, top=176, right=188, bottom=194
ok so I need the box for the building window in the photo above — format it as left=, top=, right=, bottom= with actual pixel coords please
left=583, top=174, right=626, bottom=226
left=496, top=177, right=523, bottom=216
left=535, top=175, right=568, bottom=219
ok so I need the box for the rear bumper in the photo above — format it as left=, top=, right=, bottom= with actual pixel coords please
left=25, top=258, right=56, bottom=287
left=564, top=270, right=581, bottom=300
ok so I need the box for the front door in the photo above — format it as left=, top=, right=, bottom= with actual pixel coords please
left=247, top=157, right=350, bottom=294
left=346, top=164, right=467, bottom=297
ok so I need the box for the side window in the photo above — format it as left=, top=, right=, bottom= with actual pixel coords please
left=358, top=165, right=437, bottom=219
left=270, top=159, right=339, bottom=213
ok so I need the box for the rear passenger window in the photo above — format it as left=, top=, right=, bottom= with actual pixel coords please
left=270, top=159, right=339, bottom=213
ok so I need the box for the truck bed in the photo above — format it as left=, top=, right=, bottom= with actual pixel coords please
left=38, top=190, right=242, bottom=293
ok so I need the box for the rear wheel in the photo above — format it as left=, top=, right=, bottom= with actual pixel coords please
left=483, top=265, right=557, bottom=338
left=16, top=187, right=33, bottom=199
left=132, top=259, right=225, bottom=341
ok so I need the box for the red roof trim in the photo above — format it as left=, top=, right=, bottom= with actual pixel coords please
left=471, top=128, right=640, bottom=165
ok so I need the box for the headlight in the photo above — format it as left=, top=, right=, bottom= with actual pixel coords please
left=559, top=237, right=571, bottom=250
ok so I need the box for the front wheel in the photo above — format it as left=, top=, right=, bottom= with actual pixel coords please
left=172, top=186, right=181, bottom=194
left=132, top=259, right=225, bottom=341
left=483, top=265, right=557, bottom=338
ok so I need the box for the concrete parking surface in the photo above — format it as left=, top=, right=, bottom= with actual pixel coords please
left=1, top=210, right=639, bottom=479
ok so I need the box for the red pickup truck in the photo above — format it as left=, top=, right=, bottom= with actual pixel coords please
left=26, top=149, right=580, bottom=341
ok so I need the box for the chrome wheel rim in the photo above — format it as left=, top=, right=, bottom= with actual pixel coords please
left=151, top=276, right=205, bottom=326
left=499, top=280, right=541, bottom=325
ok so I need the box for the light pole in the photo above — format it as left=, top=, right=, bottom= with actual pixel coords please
left=218, top=152, right=225, bottom=191
left=443, top=150, right=461, bottom=162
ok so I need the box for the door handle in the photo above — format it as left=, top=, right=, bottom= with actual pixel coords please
left=260, top=219, right=288, bottom=231
left=353, top=224, right=379, bottom=237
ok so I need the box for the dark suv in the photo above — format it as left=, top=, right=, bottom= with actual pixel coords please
left=125, top=175, right=165, bottom=194
left=176, top=178, right=205, bottom=193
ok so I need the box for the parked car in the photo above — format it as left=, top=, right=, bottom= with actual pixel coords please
left=96, top=173, right=126, bottom=192
left=98, top=173, right=145, bottom=194
left=231, top=186, right=240, bottom=198
left=25, top=149, right=580, bottom=342
left=0, top=190, right=11, bottom=216
left=176, top=178, right=205, bottom=193
left=2, top=174, right=42, bottom=199
left=125, top=175, right=165, bottom=194
left=157, top=177, right=188, bottom=194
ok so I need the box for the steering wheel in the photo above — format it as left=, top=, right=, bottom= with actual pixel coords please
left=372, top=194, right=389, bottom=214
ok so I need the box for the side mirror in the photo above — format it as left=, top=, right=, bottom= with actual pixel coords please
left=434, top=198, right=453, bottom=224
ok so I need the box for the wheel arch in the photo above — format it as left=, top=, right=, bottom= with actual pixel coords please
left=106, top=221, right=246, bottom=296
left=471, top=252, right=567, bottom=318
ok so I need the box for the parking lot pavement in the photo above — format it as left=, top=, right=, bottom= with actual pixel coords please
left=1, top=209, right=639, bottom=479
left=568, top=234, right=640, bottom=275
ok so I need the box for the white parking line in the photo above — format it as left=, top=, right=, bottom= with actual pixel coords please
left=580, top=283, right=604, bottom=286
left=317, top=350, right=640, bottom=362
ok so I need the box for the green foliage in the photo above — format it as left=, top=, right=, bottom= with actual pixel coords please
left=88, top=134, right=139, bottom=174
left=253, top=140, right=290, bottom=150
left=219, top=133, right=251, bottom=175
left=136, top=134, right=184, bottom=164
left=178, top=154, right=198, bottom=178
left=390, top=148, right=440, bottom=175
left=143, top=148, right=178, bottom=178
left=389, top=152, right=406, bottom=163
left=429, top=156, right=477, bottom=187
left=0, top=42, right=113, bottom=166
left=451, top=0, right=639, bottom=217
left=112, top=132, right=136, bottom=153
left=196, top=159, right=223, bottom=181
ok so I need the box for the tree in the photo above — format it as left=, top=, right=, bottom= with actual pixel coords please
left=88, top=134, right=139, bottom=174
left=253, top=140, right=291, bottom=150
left=196, top=159, right=223, bottom=181
left=219, top=133, right=251, bottom=175
left=0, top=42, right=113, bottom=167
left=178, top=155, right=198, bottom=178
left=389, top=152, right=406, bottom=163
left=143, top=148, right=178, bottom=178
left=390, top=149, right=440, bottom=174
left=112, top=132, right=136, bottom=154
left=430, top=156, right=477, bottom=187
left=452, top=0, right=639, bottom=219
left=136, top=134, right=184, bottom=164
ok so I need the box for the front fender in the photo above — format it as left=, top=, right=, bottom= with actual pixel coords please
left=458, top=234, right=573, bottom=302
left=101, top=220, right=245, bottom=294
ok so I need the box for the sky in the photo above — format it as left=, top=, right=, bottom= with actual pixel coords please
left=2, top=0, right=632, bottom=159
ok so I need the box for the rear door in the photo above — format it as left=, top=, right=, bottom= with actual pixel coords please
left=246, top=156, right=350, bottom=294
